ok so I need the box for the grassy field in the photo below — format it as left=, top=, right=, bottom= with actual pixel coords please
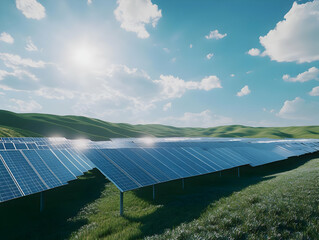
left=1, top=109, right=319, bottom=140
left=0, top=154, right=318, bottom=239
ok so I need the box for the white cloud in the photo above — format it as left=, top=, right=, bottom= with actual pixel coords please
left=309, top=86, right=319, bottom=96
left=16, top=0, right=46, bottom=20
left=87, top=0, right=92, bottom=5
left=205, top=30, right=227, bottom=40
left=283, top=67, right=319, bottom=82
left=246, top=70, right=253, bottom=74
left=259, top=1, right=319, bottom=63
left=163, top=47, right=170, bottom=53
left=0, top=69, right=38, bottom=81
left=163, top=102, right=171, bottom=111
left=236, top=85, right=251, bottom=97
left=25, top=37, right=38, bottom=52
left=0, top=32, right=14, bottom=44
left=35, top=88, right=75, bottom=100
left=154, top=75, right=222, bottom=99
left=157, top=110, right=232, bottom=128
left=114, top=0, right=162, bottom=39
left=189, top=44, right=193, bottom=48
left=170, top=57, right=176, bottom=63
left=0, top=53, right=45, bottom=68
left=206, top=53, right=214, bottom=60
left=277, top=97, right=319, bottom=120
left=247, top=48, right=261, bottom=56
left=230, top=74, right=235, bottom=77
left=9, top=98, right=42, bottom=112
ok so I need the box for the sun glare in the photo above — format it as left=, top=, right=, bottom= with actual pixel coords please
left=68, top=42, right=98, bottom=70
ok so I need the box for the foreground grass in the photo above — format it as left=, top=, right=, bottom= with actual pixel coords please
left=1, top=153, right=318, bottom=239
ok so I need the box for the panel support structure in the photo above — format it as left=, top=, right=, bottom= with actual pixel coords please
left=40, top=192, right=44, bottom=212
left=219, top=171, right=222, bottom=177
left=237, top=167, right=240, bottom=178
left=120, top=191, right=124, bottom=216
left=152, top=185, right=155, bottom=200
left=182, top=178, right=184, bottom=190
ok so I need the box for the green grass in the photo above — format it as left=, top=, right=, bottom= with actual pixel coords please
left=0, top=154, right=318, bottom=239
left=1, top=109, right=319, bottom=140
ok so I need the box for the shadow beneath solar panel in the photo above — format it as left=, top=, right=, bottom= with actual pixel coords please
left=125, top=152, right=319, bottom=240
left=0, top=168, right=107, bottom=240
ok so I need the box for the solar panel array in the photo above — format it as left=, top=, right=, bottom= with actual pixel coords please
left=0, top=137, right=319, bottom=202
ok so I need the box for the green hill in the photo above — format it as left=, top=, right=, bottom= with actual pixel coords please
left=0, top=109, right=318, bottom=139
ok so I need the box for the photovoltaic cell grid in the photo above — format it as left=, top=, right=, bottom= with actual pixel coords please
left=0, top=137, right=319, bottom=201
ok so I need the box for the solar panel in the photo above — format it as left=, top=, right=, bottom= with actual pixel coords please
left=36, top=150, right=76, bottom=184
left=22, top=150, right=62, bottom=188
left=0, top=151, right=47, bottom=195
left=0, top=158, right=22, bottom=202
left=0, top=136, right=319, bottom=204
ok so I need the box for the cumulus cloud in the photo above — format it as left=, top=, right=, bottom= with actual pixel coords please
left=189, top=44, right=193, bottom=48
left=154, top=75, right=222, bottom=99
left=236, top=85, right=251, bottom=97
left=163, top=102, right=171, bottom=111
left=206, top=53, right=214, bottom=60
left=25, top=37, right=38, bottom=51
left=277, top=97, right=319, bottom=120
left=163, top=47, right=170, bottom=53
left=87, top=0, right=92, bottom=5
left=247, top=48, right=261, bottom=56
left=283, top=67, right=319, bottom=82
left=259, top=1, right=319, bottom=63
left=9, top=98, right=42, bottom=112
left=0, top=32, right=14, bottom=44
left=16, top=0, right=46, bottom=20
left=205, top=30, right=227, bottom=39
left=157, top=110, right=232, bottom=128
left=309, top=86, right=319, bottom=96
left=0, top=53, right=45, bottom=68
left=114, top=0, right=162, bottom=39
left=230, top=74, right=235, bottom=77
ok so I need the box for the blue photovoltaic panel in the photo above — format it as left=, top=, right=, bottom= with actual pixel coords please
left=0, top=143, right=4, bottom=150
left=135, top=148, right=181, bottom=180
left=36, top=150, right=76, bottom=183
left=66, top=149, right=92, bottom=170
left=118, top=148, right=170, bottom=182
left=14, top=143, right=28, bottom=150
left=51, top=149, right=83, bottom=176
left=62, top=149, right=88, bottom=172
left=26, top=143, right=37, bottom=150
left=0, top=151, right=47, bottom=195
left=0, top=159, right=22, bottom=202
left=4, top=143, right=15, bottom=150
left=146, top=148, right=191, bottom=178
left=100, top=149, right=158, bottom=187
left=22, top=150, right=62, bottom=188
left=83, top=149, right=140, bottom=191
left=52, top=149, right=83, bottom=176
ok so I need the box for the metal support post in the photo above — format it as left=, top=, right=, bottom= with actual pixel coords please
left=182, top=178, right=184, bottom=190
left=219, top=171, right=222, bottom=177
left=120, top=191, right=124, bottom=216
left=238, top=167, right=240, bottom=177
left=153, top=185, right=155, bottom=200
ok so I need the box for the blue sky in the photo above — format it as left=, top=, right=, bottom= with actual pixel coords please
left=0, top=0, right=318, bottom=127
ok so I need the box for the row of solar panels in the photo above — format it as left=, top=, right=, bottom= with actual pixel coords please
left=1, top=137, right=319, bottom=204
left=83, top=141, right=319, bottom=192
left=0, top=149, right=94, bottom=202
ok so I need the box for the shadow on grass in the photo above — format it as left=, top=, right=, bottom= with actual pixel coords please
left=125, top=152, right=319, bottom=240
left=0, top=169, right=107, bottom=240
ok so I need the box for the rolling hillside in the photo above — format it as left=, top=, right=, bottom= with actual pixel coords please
left=0, top=110, right=319, bottom=140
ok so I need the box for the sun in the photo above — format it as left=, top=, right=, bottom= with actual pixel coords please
left=68, top=42, right=97, bottom=70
